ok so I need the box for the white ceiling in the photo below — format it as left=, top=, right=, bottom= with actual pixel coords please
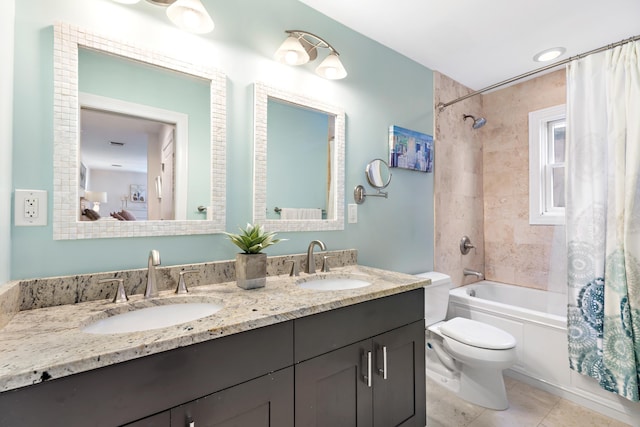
left=299, top=0, right=640, bottom=90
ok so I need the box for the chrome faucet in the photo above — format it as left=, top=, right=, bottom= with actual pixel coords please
left=145, top=249, right=161, bottom=298
left=463, top=268, right=484, bottom=280
left=305, top=240, right=326, bottom=274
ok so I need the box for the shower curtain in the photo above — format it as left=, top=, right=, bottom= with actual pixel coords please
left=566, top=40, right=640, bottom=401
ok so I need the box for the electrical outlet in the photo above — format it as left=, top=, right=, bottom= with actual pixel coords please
left=348, top=203, right=358, bottom=224
left=15, top=189, right=47, bottom=226
left=24, top=197, right=39, bottom=218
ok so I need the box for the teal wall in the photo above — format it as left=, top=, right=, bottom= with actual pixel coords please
left=1, top=0, right=15, bottom=283
left=11, top=0, right=434, bottom=279
left=78, top=48, right=211, bottom=219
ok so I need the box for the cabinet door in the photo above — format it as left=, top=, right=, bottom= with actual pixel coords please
left=372, top=321, right=425, bottom=427
left=170, top=367, right=293, bottom=427
left=296, top=340, right=373, bottom=427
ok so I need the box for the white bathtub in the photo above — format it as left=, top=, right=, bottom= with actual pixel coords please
left=449, top=281, right=566, bottom=327
left=447, top=280, right=640, bottom=426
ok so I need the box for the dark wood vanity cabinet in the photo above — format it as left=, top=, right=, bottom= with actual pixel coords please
left=0, top=321, right=294, bottom=427
left=168, top=367, right=294, bottom=427
left=0, top=288, right=424, bottom=427
left=294, top=289, right=425, bottom=427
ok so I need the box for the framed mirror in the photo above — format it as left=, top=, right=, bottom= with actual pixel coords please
left=53, top=23, right=226, bottom=240
left=253, top=82, right=345, bottom=232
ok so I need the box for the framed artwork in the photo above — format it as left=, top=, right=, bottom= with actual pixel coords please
left=79, top=163, right=87, bottom=189
left=130, top=184, right=146, bottom=202
left=388, top=125, right=433, bottom=173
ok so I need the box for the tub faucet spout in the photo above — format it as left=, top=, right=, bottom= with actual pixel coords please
left=145, top=249, right=161, bottom=298
left=305, top=240, right=326, bottom=274
left=463, top=268, right=484, bottom=280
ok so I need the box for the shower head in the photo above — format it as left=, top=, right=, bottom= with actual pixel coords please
left=463, top=114, right=487, bottom=129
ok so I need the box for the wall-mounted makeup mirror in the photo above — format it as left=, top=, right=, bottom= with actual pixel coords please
left=366, top=159, right=392, bottom=189
left=253, top=82, right=345, bottom=232
left=53, top=22, right=227, bottom=240
left=354, top=159, right=392, bottom=204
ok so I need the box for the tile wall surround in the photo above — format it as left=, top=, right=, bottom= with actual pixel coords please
left=482, top=70, right=566, bottom=291
left=434, top=70, right=567, bottom=291
left=433, top=72, right=485, bottom=286
left=0, top=250, right=357, bottom=320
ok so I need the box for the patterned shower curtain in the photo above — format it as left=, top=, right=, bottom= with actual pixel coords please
left=566, top=40, right=640, bottom=401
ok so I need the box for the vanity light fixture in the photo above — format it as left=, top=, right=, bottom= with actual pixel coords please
left=533, top=47, right=566, bottom=62
left=166, top=0, right=214, bottom=34
left=111, top=0, right=214, bottom=34
left=274, top=30, right=347, bottom=80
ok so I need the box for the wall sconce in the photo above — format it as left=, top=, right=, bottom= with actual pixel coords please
left=274, top=30, right=347, bottom=80
left=85, top=191, right=108, bottom=213
left=111, top=0, right=214, bottom=34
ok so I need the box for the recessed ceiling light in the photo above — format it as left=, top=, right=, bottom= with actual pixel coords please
left=533, top=47, right=566, bottom=62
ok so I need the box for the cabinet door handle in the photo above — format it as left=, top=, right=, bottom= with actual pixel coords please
left=364, top=351, right=372, bottom=387
left=378, top=345, right=388, bottom=379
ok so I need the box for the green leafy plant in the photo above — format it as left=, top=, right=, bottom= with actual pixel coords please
left=224, top=223, right=284, bottom=254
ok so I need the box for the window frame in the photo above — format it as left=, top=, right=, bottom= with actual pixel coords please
left=529, top=104, right=566, bottom=225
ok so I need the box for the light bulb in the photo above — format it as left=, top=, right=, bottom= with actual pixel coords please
left=180, top=9, right=201, bottom=30
left=274, top=35, right=310, bottom=65
left=284, top=50, right=300, bottom=65
left=166, top=0, right=214, bottom=34
left=323, top=67, right=338, bottom=79
left=315, top=52, right=347, bottom=80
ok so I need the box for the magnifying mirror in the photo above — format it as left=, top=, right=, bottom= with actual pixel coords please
left=354, top=159, right=392, bottom=204
left=365, top=158, right=392, bottom=189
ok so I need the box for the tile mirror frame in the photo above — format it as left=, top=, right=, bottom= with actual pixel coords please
left=52, top=22, right=226, bottom=240
left=253, top=82, right=345, bottom=232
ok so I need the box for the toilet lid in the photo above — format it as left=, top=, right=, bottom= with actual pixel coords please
left=440, top=317, right=516, bottom=350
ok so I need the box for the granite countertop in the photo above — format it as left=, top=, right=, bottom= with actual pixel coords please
left=0, top=265, right=427, bottom=393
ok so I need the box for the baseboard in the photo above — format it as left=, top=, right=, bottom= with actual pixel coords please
left=505, top=369, right=640, bottom=427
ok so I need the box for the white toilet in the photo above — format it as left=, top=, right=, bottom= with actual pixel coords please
left=417, top=272, right=517, bottom=410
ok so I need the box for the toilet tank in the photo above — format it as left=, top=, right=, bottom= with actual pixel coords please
left=415, top=272, right=453, bottom=326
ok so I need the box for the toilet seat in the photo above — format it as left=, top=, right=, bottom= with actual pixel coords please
left=440, top=317, right=516, bottom=350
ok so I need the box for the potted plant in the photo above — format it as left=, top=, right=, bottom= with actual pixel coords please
left=224, top=223, right=284, bottom=289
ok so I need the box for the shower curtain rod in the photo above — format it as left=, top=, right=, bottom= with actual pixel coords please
left=437, top=34, right=640, bottom=111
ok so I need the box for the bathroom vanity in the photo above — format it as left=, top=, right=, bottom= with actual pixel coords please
left=0, top=264, right=426, bottom=426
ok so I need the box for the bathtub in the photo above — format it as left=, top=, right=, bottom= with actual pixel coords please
left=449, top=280, right=566, bottom=327
left=447, top=280, right=639, bottom=426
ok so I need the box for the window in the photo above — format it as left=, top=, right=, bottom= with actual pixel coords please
left=529, top=105, right=566, bottom=225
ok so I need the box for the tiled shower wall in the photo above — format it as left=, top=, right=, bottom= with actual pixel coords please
left=482, top=69, right=567, bottom=291
left=434, top=69, right=567, bottom=291
left=433, top=72, right=484, bottom=286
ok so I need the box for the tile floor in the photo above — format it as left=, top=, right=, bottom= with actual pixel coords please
left=426, top=375, right=631, bottom=427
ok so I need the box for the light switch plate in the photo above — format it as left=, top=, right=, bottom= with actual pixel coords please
left=348, top=203, right=358, bottom=224
left=15, top=189, right=48, bottom=226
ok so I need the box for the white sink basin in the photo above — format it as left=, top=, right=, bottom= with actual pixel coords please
left=82, top=302, right=224, bottom=334
left=297, top=276, right=372, bottom=291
